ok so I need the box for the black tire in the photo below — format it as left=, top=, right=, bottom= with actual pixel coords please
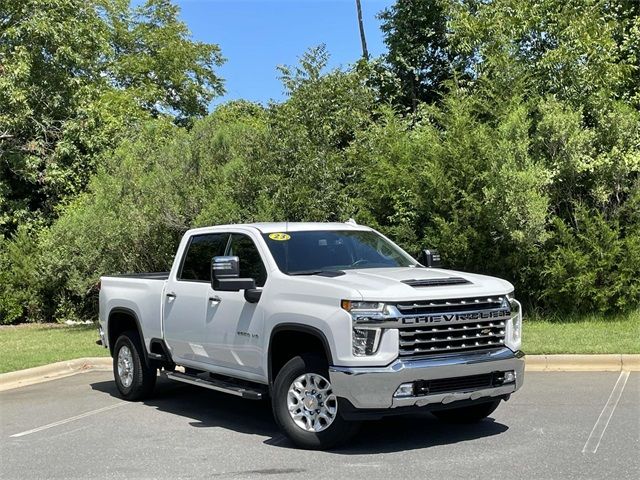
left=272, top=354, right=359, bottom=450
left=113, top=330, right=157, bottom=401
left=432, top=399, right=501, bottom=423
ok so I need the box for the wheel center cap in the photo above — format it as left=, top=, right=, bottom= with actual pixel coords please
left=303, top=395, right=318, bottom=410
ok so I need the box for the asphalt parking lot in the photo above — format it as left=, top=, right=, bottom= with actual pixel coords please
left=1, top=370, right=638, bottom=480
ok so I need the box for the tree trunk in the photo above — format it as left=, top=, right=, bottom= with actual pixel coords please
left=355, top=0, right=369, bottom=60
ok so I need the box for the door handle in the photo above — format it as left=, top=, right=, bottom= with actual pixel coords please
left=166, top=292, right=177, bottom=299
left=208, top=295, right=221, bottom=304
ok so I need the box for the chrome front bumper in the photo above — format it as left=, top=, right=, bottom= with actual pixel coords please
left=329, top=348, right=525, bottom=410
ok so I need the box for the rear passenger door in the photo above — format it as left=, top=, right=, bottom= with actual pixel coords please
left=204, top=233, right=268, bottom=375
left=163, top=233, right=229, bottom=365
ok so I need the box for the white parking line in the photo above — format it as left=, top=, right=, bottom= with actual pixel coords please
left=9, top=402, right=128, bottom=438
left=582, top=371, right=630, bottom=454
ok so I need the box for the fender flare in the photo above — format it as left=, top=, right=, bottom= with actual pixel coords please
left=107, top=306, right=151, bottom=367
left=267, top=323, right=334, bottom=385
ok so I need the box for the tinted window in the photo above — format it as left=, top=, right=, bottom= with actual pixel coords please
left=262, top=230, right=417, bottom=274
left=179, top=233, right=229, bottom=281
left=227, top=234, right=268, bottom=287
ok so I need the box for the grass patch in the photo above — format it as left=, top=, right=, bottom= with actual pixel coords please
left=523, top=309, right=640, bottom=354
left=0, top=323, right=108, bottom=374
left=0, top=310, right=638, bottom=374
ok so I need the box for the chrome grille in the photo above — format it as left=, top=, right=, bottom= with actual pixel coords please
left=396, top=296, right=504, bottom=315
left=396, top=296, right=509, bottom=358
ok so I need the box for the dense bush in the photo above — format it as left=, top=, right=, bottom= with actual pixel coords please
left=0, top=228, right=43, bottom=323
left=1, top=0, right=639, bottom=323
left=543, top=207, right=640, bottom=313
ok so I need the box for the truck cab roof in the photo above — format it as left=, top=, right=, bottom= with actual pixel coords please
left=186, top=221, right=372, bottom=235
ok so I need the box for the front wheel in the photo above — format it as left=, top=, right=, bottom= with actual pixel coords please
left=272, top=354, right=359, bottom=450
left=432, top=399, right=501, bottom=423
left=113, top=330, right=156, bottom=401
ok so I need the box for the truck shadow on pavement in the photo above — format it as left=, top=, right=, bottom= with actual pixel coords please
left=91, top=377, right=509, bottom=454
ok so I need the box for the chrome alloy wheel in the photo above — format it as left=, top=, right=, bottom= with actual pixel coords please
left=287, top=373, right=337, bottom=432
left=117, top=345, right=134, bottom=388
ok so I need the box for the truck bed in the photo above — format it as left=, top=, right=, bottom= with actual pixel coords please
left=99, top=273, right=169, bottom=349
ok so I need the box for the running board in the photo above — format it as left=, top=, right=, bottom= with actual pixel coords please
left=164, top=371, right=264, bottom=400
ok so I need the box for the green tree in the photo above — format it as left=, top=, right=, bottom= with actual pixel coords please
left=8, top=50, right=382, bottom=322
left=3, top=2, right=640, bottom=323
left=447, top=0, right=638, bottom=110
left=0, top=0, right=224, bottom=237
left=543, top=206, right=640, bottom=313
left=263, top=46, right=378, bottom=221
left=106, top=0, right=225, bottom=121
left=28, top=102, right=268, bottom=323
left=379, top=0, right=640, bottom=112
left=378, top=0, right=453, bottom=109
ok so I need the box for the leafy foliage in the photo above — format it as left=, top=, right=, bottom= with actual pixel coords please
left=543, top=207, right=640, bottom=313
left=0, top=0, right=224, bottom=236
left=0, top=229, right=42, bottom=323
left=378, top=0, right=452, bottom=108
left=1, top=0, right=639, bottom=323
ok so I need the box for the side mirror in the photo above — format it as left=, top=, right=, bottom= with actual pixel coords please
left=211, top=256, right=256, bottom=291
left=420, top=249, right=442, bottom=268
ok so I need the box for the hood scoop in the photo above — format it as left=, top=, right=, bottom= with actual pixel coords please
left=402, top=277, right=471, bottom=288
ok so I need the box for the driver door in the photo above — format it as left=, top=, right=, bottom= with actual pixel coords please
left=163, top=232, right=229, bottom=366
left=204, top=232, right=268, bottom=375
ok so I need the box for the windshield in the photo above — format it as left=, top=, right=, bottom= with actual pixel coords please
left=262, top=230, right=418, bottom=275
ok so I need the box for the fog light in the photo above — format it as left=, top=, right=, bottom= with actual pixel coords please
left=504, top=370, right=516, bottom=384
left=394, top=383, right=414, bottom=398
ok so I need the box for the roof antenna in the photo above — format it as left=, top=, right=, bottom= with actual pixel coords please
left=346, top=218, right=357, bottom=226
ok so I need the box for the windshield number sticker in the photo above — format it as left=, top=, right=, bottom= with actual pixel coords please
left=269, top=233, right=291, bottom=241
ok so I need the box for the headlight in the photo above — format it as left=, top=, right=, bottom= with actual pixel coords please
left=341, top=300, right=386, bottom=313
left=505, top=295, right=522, bottom=351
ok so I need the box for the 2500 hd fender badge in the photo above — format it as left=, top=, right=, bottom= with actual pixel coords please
left=237, top=331, right=259, bottom=339
left=401, top=309, right=510, bottom=325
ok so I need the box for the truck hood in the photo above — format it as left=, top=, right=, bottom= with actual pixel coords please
left=309, top=267, right=514, bottom=302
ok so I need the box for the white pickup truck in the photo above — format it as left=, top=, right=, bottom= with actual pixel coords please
left=98, top=221, right=524, bottom=449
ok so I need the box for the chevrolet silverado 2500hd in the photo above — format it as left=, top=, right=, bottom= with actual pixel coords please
left=98, top=222, right=524, bottom=449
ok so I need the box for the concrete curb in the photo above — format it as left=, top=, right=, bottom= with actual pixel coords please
left=1, top=354, right=638, bottom=392
left=0, top=357, right=111, bottom=392
left=525, top=354, right=640, bottom=372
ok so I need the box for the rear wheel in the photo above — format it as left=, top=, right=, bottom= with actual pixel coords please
left=432, top=399, right=501, bottom=423
left=113, top=330, right=156, bottom=400
left=272, top=354, right=359, bottom=450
